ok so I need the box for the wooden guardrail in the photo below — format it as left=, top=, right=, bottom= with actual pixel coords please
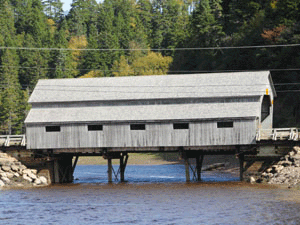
left=256, top=128, right=299, bottom=141
left=0, top=135, right=26, bottom=147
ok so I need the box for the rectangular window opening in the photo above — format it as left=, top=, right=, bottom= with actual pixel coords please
left=45, top=126, right=61, bottom=132
left=173, top=123, right=189, bottom=130
left=217, top=121, right=233, bottom=128
left=130, top=124, right=146, bottom=130
left=88, top=125, right=103, bottom=131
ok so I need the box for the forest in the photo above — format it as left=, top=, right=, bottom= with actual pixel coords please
left=0, top=0, right=299, bottom=134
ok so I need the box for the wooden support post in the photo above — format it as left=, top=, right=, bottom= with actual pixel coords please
left=107, top=157, right=112, bottom=183
left=72, top=155, right=79, bottom=172
left=120, top=153, right=128, bottom=182
left=53, top=159, right=60, bottom=183
left=239, top=153, right=244, bottom=181
left=196, top=154, right=204, bottom=181
left=183, top=152, right=190, bottom=182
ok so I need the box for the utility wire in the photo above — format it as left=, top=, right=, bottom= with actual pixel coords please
left=2, top=65, right=300, bottom=74
left=1, top=43, right=300, bottom=51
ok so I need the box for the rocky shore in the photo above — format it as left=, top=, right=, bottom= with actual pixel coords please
left=0, top=152, right=48, bottom=189
left=252, top=146, right=300, bottom=187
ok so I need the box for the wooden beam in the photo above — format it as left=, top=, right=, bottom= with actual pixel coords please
left=196, top=154, right=204, bottom=181
left=107, top=158, right=112, bottom=183
left=239, top=153, right=244, bottom=181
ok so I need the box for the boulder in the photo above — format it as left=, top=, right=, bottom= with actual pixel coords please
left=39, top=176, right=48, bottom=185
left=0, top=172, right=7, bottom=178
left=27, top=172, right=37, bottom=180
left=31, top=169, right=38, bottom=175
left=19, top=165, right=27, bottom=170
left=22, top=169, right=32, bottom=175
left=14, top=172, right=20, bottom=178
left=34, top=178, right=42, bottom=185
left=11, top=165, right=20, bottom=172
left=1, top=165, right=11, bottom=172
left=293, top=146, right=300, bottom=153
left=2, top=176, right=10, bottom=184
left=0, top=179, right=4, bottom=187
left=6, top=172, right=14, bottom=179
left=22, top=174, right=32, bottom=183
left=249, top=176, right=256, bottom=184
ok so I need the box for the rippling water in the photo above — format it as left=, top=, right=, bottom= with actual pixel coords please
left=1, top=165, right=300, bottom=225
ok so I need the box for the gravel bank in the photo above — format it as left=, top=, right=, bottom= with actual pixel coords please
left=251, top=146, right=300, bottom=187
left=0, top=151, right=49, bottom=189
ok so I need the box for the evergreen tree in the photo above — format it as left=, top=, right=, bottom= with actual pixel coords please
left=171, top=0, right=224, bottom=71
left=43, top=0, right=64, bottom=21
left=67, top=0, right=98, bottom=36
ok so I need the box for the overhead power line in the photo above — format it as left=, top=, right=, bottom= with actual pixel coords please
left=2, top=65, right=300, bottom=74
left=0, top=43, right=300, bottom=51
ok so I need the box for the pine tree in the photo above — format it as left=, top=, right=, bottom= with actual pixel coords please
left=0, top=0, right=26, bottom=134
left=43, top=0, right=64, bottom=21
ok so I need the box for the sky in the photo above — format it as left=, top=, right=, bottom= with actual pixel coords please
left=62, top=0, right=73, bottom=11
left=62, top=0, right=102, bottom=12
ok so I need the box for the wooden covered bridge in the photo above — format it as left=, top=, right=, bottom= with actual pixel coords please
left=2, top=71, right=299, bottom=183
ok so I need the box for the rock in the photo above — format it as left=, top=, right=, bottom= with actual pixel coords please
left=289, top=151, right=295, bottom=157
left=266, top=168, right=272, bottom=173
left=22, top=174, right=33, bottom=183
left=13, top=172, right=20, bottom=178
left=282, top=161, right=293, bottom=167
left=27, top=172, right=37, bottom=180
left=31, top=169, right=37, bottom=175
left=34, top=178, right=42, bottom=185
left=19, top=165, right=27, bottom=170
left=2, top=177, right=10, bottom=184
left=6, top=172, right=14, bottom=179
left=11, top=165, right=20, bottom=172
left=0, top=172, right=7, bottom=178
left=274, top=165, right=284, bottom=173
left=1, top=165, right=11, bottom=172
left=0, top=179, right=4, bottom=187
left=293, top=146, right=300, bottom=153
left=39, top=176, right=48, bottom=185
left=22, top=169, right=32, bottom=175
left=249, top=176, right=256, bottom=184
left=293, top=154, right=300, bottom=160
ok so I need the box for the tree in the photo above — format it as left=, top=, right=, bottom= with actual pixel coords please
left=67, top=0, right=99, bottom=36
left=171, top=0, right=224, bottom=72
left=43, top=0, right=64, bottom=21
left=0, top=49, right=24, bottom=134
left=112, top=51, right=172, bottom=76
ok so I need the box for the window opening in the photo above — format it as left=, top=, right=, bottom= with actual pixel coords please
left=130, top=124, right=146, bottom=130
left=173, top=123, right=189, bottom=129
left=45, top=126, right=61, bottom=132
left=217, top=121, right=233, bottom=128
left=88, top=125, right=103, bottom=131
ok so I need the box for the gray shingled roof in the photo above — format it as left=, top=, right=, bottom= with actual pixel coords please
left=25, top=102, right=260, bottom=124
left=28, top=71, right=275, bottom=103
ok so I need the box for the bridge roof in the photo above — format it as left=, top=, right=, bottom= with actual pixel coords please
left=25, top=101, right=260, bottom=124
left=28, top=71, right=275, bottom=103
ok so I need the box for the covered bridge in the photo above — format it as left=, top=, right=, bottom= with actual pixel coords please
left=25, top=71, right=275, bottom=150
left=24, top=71, right=276, bottom=183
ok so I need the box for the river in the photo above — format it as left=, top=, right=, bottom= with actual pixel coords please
left=1, top=164, right=300, bottom=224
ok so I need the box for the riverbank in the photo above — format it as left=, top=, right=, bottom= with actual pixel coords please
left=75, top=153, right=179, bottom=165
left=254, top=146, right=300, bottom=188
left=0, top=152, right=48, bottom=189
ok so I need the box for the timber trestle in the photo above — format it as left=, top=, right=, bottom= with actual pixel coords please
left=103, top=152, right=129, bottom=183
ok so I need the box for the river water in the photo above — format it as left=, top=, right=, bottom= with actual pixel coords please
left=1, top=165, right=300, bottom=225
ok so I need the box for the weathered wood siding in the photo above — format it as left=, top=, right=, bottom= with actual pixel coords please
left=26, top=119, right=256, bottom=149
